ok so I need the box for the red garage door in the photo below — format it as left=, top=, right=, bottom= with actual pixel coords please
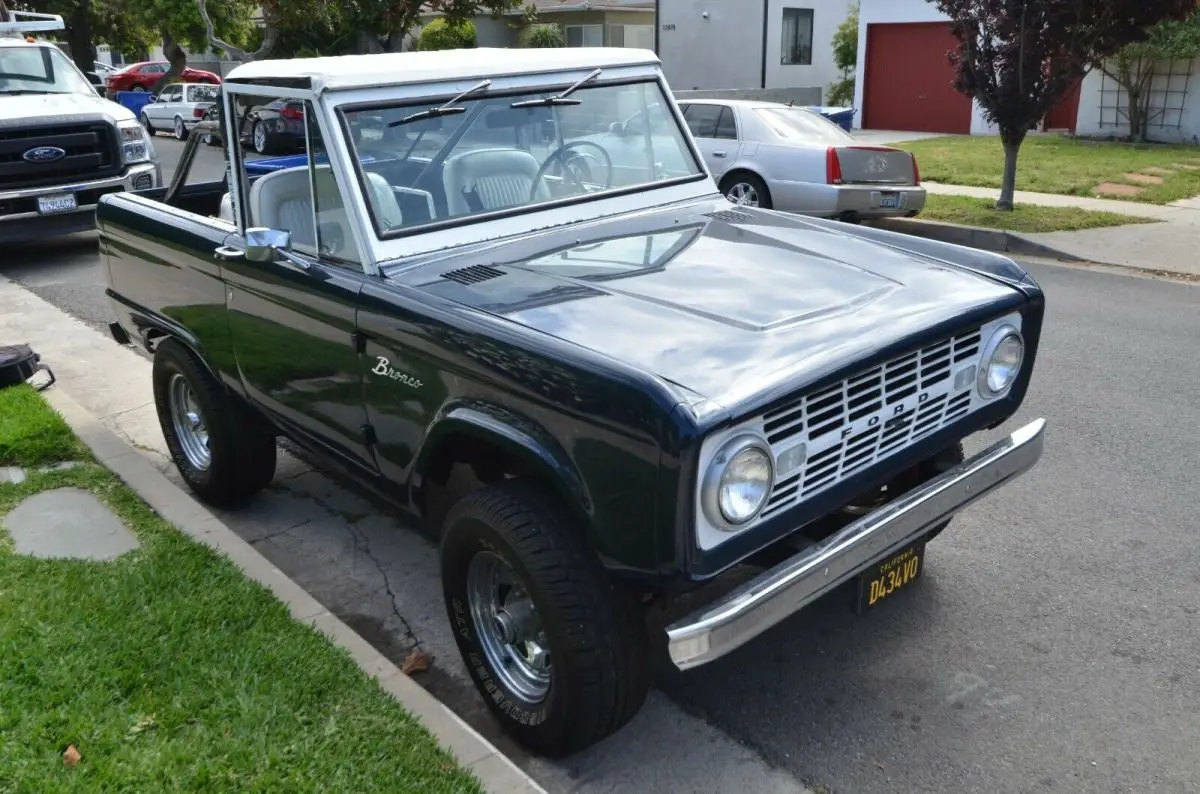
left=863, top=22, right=972, bottom=134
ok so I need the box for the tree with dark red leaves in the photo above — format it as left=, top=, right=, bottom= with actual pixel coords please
left=933, top=0, right=1198, bottom=209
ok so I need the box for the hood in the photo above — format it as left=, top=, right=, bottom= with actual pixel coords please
left=0, top=92, right=133, bottom=126
left=394, top=201, right=1028, bottom=418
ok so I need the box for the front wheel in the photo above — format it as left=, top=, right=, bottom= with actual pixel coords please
left=440, top=482, right=650, bottom=757
left=152, top=339, right=277, bottom=507
left=140, top=113, right=155, bottom=135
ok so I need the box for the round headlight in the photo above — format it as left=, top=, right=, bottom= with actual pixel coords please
left=703, top=436, right=774, bottom=528
left=978, top=328, right=1024, bottom=397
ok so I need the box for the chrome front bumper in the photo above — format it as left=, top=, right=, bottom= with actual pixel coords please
left=666, top=418, right=1046, bottom=670
left=0, top=162, right=161, bottom=226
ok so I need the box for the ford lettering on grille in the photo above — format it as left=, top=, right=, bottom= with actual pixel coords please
left=22, top=146, right=67, bottom=164
left=757, top=324, right=991, bottom=518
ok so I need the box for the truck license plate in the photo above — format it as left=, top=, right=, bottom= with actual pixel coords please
left=856, top=541, right=925, bottom=613
left=878, top=193, right=899, bottom=209
left=37, top=194, right=78, bottom=215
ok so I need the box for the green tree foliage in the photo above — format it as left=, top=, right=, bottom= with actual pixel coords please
left=1102, top=9, right=1200, bottom=141
left=826, top=2, right=858, bottom=106
left=934, top=0, right=1197, bottom=210
left=416, top=16, right=475, bottom=50
left=521, top=22, right=563, bottom=48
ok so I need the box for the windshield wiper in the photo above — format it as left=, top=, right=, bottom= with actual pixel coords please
left=391, top=78, right=491, bottom=127
left=0, top=90, right=48, bottom=95
left=510, top=68, right=602, bottom=108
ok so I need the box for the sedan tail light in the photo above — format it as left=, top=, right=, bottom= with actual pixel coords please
left=193, top=107, right=206, bottom=118
left=280, top=104, right=304, bottom=121
left=912, top=154, right=922, bottom=185
left=825, top=147, right=844, bottom=185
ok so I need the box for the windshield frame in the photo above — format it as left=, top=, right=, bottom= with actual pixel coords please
left=0, top=44, right=96, bottom=96
left=334, top=74, right=708, bottom=243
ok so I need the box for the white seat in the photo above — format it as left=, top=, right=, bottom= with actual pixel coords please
left=247, top=165, right=402, bottom=261
left=217, top=192, right=234, bottom=222
left=442, top=148, right=551, bottom=216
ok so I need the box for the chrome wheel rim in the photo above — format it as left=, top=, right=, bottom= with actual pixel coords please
left=466, top=551, right=551, bottom=702
left=174, top=118, right=184, bottom=139
left=727, top=182, right=759, bottom=207
left=253, top=122, right=266, bottom=152
left=168, top=374, right=211, bottom=471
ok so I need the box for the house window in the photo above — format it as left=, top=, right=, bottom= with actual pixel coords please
left=564, top=24, right=604, bottom=47
left=780, top=8, right=814, bottom=65
left=609, top=24, right=655, bottom=49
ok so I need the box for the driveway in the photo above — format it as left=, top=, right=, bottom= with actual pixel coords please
left=2, top=135, right=1198, bottom=794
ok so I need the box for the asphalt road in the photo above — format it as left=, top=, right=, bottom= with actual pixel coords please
left=3, top=136, right=1198, bottom=794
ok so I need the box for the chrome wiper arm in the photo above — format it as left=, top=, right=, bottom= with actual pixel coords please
left=390, top=78, right=492, bottom=127
left=510, top=68, right=602, bottom=108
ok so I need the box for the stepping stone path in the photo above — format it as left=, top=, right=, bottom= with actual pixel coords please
left=1123, top=173, right=1164, bottom=185
left=1141, top=166, right=1177, bottom=176
left=1095, top=182, right=1146, bottom=197
left=3, top=486, right=139, bottom=561
left=1173, top=163, right=1200, bottom=171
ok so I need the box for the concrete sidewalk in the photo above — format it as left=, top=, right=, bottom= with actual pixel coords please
left=919, top=182, right=1200, bottom=278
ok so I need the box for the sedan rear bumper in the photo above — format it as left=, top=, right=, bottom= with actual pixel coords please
left=769, top=180, right=926, bottom=218
left=664, top=417, right=1046, bottom=671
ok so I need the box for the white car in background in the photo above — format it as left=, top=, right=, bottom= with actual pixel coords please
left=672, top=98, right=926, bottom=221
left=139, top=82, right=220, bottom=140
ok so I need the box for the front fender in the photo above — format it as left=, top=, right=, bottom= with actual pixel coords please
left=412, top=401, right=594, bottom=524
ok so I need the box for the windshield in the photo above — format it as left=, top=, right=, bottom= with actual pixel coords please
left=341, top=78, right=703, bottom=236
left=753, top=107, right=856, bottom=142
left=0, top=45, right=95, bottom=95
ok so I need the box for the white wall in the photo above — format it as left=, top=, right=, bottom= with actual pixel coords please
left=658, top=0, right=764, bottom=90
left=763, top=0, right=855, bottom=95
left=852, top=0, right=995, bottom=133
left=1075, top=59, right=1200, bottom=145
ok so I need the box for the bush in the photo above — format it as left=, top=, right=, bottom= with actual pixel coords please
left=522, top=23, right=565, bottom=48
left=417, top=18, right=477, bottom=51
left=827, top=77, right=855, bottom=107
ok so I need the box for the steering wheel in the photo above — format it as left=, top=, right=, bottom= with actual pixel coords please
left=530, top=141, right=613, bottom=201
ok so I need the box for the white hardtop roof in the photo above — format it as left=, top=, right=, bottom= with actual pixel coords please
left=225, top=46, right=661, bottom=94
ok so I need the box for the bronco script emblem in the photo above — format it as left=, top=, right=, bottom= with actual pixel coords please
left=371, top=356, right=424, bottom=389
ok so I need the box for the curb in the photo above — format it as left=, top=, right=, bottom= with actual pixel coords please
left=41, top=386, right=548, bottom=794
left=864, top=216, right=1089, bottom=262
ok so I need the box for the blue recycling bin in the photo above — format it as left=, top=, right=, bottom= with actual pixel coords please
left=808, top=106, right=857, bottom=132
left=114, top=91, right=155, bottom=116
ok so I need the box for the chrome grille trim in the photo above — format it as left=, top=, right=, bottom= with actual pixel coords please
left=693, top=312, right=1023, bottom=551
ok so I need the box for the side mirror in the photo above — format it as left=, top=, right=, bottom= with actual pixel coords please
left=245, top=227, right=292, bottom=262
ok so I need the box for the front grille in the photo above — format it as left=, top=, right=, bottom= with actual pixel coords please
left=759, top=325, right=984, bottom=519
left=0, top=123, right=122, bottom=190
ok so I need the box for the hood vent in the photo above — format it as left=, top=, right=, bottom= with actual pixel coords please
left=704, top=208, right=753, bottom=223
left=441, top=264, right=505, bottom=285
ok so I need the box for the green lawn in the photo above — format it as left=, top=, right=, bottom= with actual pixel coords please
left=0, top=385, right=88, bottom=467
left=920, top=195, right=1158, bottom=234
left=0, top=385, right=482, bottom=793
left=897, top=135, right=1200, bottom=204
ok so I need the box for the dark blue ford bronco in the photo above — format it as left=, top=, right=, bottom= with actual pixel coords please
left=99, top=47, right=1046, bottom=757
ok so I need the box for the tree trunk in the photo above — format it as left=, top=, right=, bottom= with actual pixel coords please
left=997, top=130, right=1025, bottom=211
left=65, top=1, right=98, bottom=74
left=151, top=34, right=188, bottom=93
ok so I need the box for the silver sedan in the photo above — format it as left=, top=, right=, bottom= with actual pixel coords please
left=672, top=98, right=926, bottom=221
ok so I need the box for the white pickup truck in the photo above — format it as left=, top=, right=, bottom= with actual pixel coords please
left=0, top=11, right=161, bottom=244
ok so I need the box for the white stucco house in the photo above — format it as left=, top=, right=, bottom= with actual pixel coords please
left=851, top=0, right=1200, bottom=144
left=656, top=0, right=857, bottom=102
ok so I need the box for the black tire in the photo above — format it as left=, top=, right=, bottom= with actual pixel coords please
left=152, top=339, right=277, bottom=507
left=440, top=481, right=650, bottom=757
left=140, top=113, right=155, bottom=135
left=720, top=171, right=772, bottom=209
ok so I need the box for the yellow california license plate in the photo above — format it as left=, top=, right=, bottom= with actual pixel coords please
left=857, top=542, right=925, bottom=612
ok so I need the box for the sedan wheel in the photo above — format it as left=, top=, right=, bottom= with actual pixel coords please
left=721, top=173, right=772, bottom=210
left=252, top=121, right=269, bottom=154
left=173, top=116, right=186, bottom=141
left=140, top=113, right=155, bottom=135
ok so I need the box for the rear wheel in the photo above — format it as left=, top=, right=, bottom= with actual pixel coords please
left=721, top=172, right=772, bottom=209
left=140, top=113, right=155, bottom=135
left=252, top=120, right=271, bottom=154
left=173, top=116, right=186, bottom=141
left=440, top=481, right=650, bottom=757
left=152, top=339, right=277, bottom=507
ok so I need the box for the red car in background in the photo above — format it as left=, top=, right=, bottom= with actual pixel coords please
left=106, top=61, right=221, bottom=93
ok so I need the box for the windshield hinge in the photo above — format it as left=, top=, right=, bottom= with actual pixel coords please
left=350, top=330, right=367, bottom=354
left=361, top=424, right=378, bottom=447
